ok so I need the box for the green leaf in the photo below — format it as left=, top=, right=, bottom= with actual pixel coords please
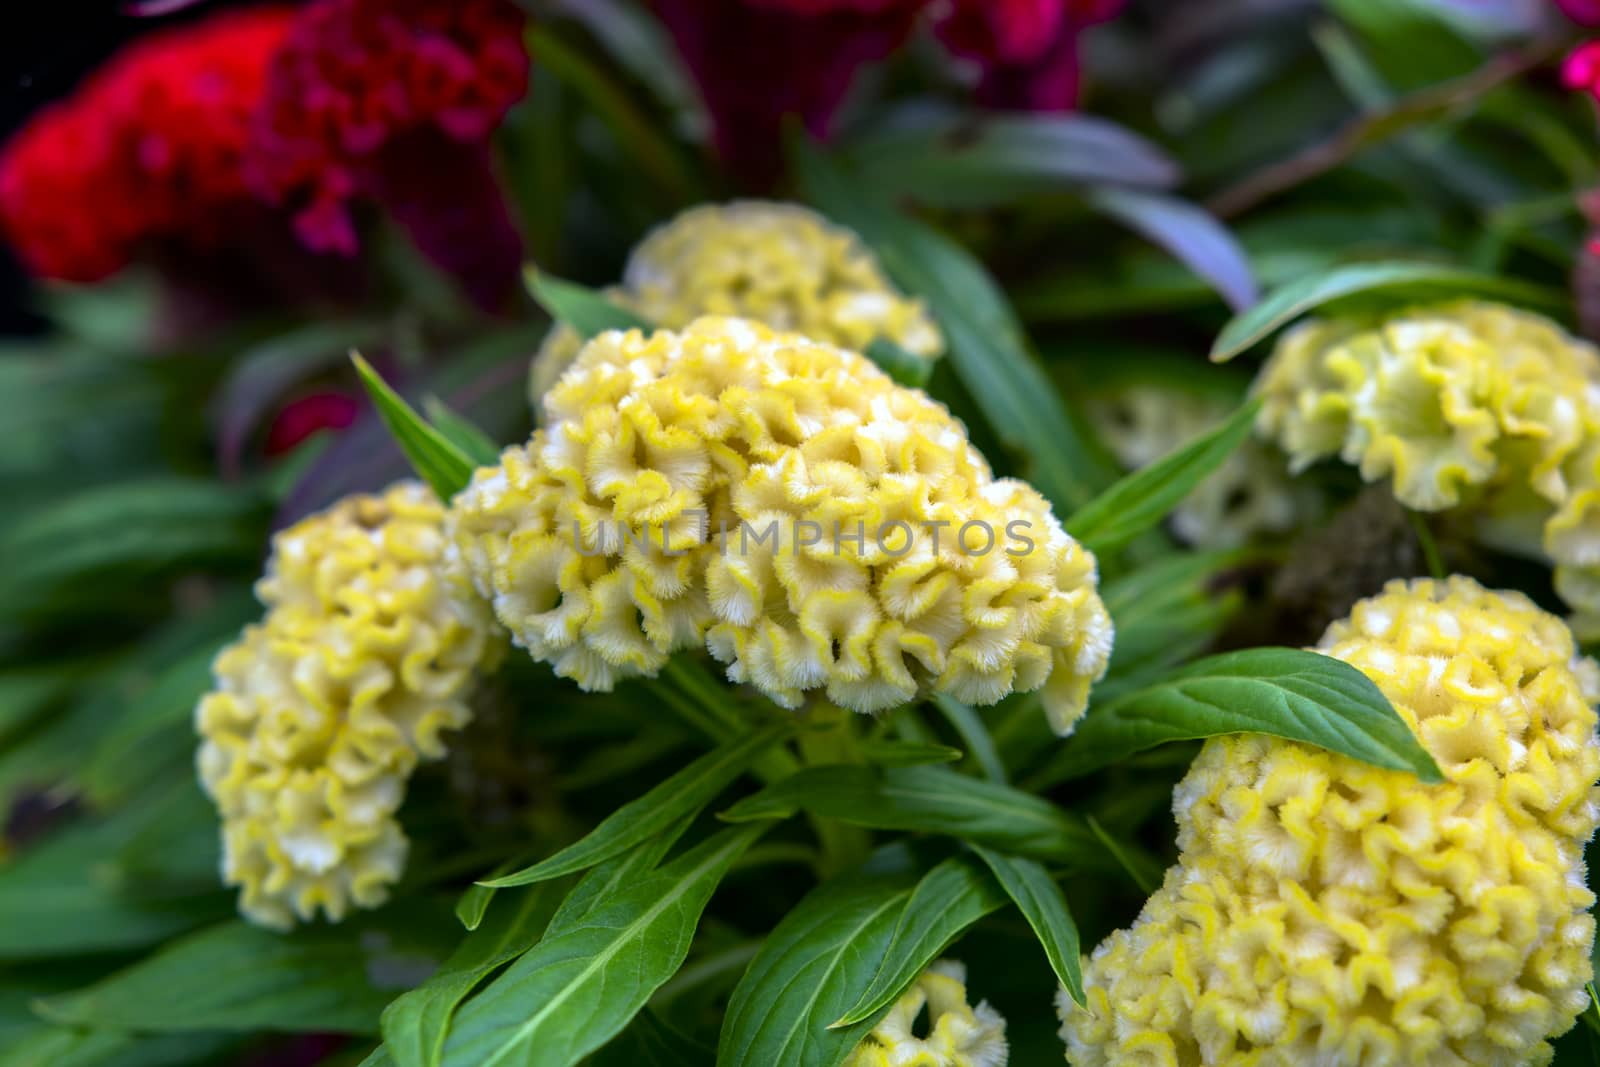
left=1086, top=814, right=1161, bottom=896
left=481, top=723, right=788, bottom=888
left=721, top=764, right=1105, bottom=864
left=719, top=863, right=919, bottom=1067
left=1086, top=187, right=1258, bottom=311
left=422, top=397, right=503, bottom=468
left=856, top=739, right=964, bottom=767
left=524, top=268, right=655, bottom=340
left=1066, top=398, right=1262, bottom=555
left=863, top=338, right=934, bottom=388
left=930, top=695, right=1007, bottom=784
left=1048, top=647, right=1444, bottom=782
left=544, top=816, right=694, bottom=935
left=440, top=825, right=765, bottom=1067
left=1209, top=261, right=1568, bottom=362
left=970, top=847, right=1084, bottom=1005
left=382, top=884, right=565, bottom=1067
left=0, top=1028, right=231, bottom=1067
left=796, top=143, right=1118, bottom=512
left=350, top=353, right=477, bottom=502
left=36, top=921, right=406, bottom=1034
left=832, top=855, right=1006, bottom=1027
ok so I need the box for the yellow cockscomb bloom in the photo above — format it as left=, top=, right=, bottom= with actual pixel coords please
left=528, top=201, right=943, bottom=407
left=195, top=483, right=501, bottom=929
left=459, top=317, right=1112, bottom=733
left=1255, top=300, right=1600, bottom=626
left=1089, top=382, right=1312, bottom=549
left=1059, top=576, right=1600, bottom=1067
left=847, top=960, right=1009, bottom=1067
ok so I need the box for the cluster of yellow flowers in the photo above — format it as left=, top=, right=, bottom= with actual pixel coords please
left=194, top=484, right=501, bottom=928
left=457, top=316, right=1112, bottom=733
left=1087, top=379, right=1312, bottom=549
left=846, top=961, right=1009, bottom=1067
left=1059, top=576, right=1600, bottom=1066
left=529, top=201, right=944, bottom=404
left=1255, top=300, right=1600, bottom=628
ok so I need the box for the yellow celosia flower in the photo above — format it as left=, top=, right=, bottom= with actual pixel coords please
left=195, top=483, right=501, bottom=929
left=1255, top=300, right=1600, bottom=627
left=459, top=317, right=1112, bottom=733
left=1059, top=576, right=1600, bottom=1067
left=847, top=960, right=1008, bottom=1067
left=528, top=201, right=943, bottom=407
left=1088, top=381, right=1313, bottom=549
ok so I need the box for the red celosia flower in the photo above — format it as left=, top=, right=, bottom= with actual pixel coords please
left=1565, top=40, right=1600, bottom=98
left=1558, top=0, right=1600, bottom=25
left=0, top=8, right=294, bottom=282
left=251, top=0, right=528, bottom=303
left=656, top=0, right=923, bottom=183
left=936, top=0, right=1125, bottom=110
left=265, top=391, right=360, bottom=456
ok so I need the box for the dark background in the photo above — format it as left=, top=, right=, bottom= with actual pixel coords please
left=0, top=0, right=273, bottom=333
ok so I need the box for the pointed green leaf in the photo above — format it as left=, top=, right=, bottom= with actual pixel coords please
left=1066, top=398, right=1262, bottom=555
left=856, top=740, right=964, bottom=767
left=382, top=884, right=565, bottom=1067
left=721, top=764, right=1105, bottom=865
left=970, top=846, right=1084, bottom=1005
left=1086, top=187, right=1257, bottom=311
left=1049, top=647, right=1444, bottom=783
left=440, top=824, right=765, bottom=1067
left=35, top=921, right=406, bottom=1034
left=796, top=143, right=1118, bottom=512
left=831, top=855, right=1006, bottom=1027
left=523, top=268, right=654, bottom=340
left=350, top=353, right=477, bottom=501
left=719, top=864, right=919, bottom=1067
left=481, top=723, right=788, bottom=888
left=422, top=397, right=503, bottom=468
left=544, top=816, right=694, bottom=936
left=930, top=695, right=1007, bottom=784
left=1209, top=261, right=1566, bottom=362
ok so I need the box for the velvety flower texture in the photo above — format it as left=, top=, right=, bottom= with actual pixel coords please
left=251, top=0, right=527, bottom=304
left=1061, top=577, right=1600, bottom=1066
left=196, top=483, right=501, bottom=928
left=846, top=960, right=1009, bottom=1066
left=529, top=201, right=943, bottom=405
left=1255, top=300, right=1600, bottom=630
left=936, top=0, right=1127, bottom=110
left=0, top=7, right=294, bottom=282
left=1088, top=380, right=1313, bottom=549
left=1557, top=0, right=1600, bottom=26
left=455, top=317, right=1112, bottom=732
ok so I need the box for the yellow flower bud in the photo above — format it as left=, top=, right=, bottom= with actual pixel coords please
left=460, top=317, right=1111, bottom=733
left=1059, top=576, right=1600, bottom=1066
left=846, top=961, right=1008, bottom=1067
left=195, top=483, right=502, bottom=929
left=528, top=201, right=943, bottom=406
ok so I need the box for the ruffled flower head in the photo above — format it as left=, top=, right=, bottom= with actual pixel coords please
left=250, top=0, right=526, bottom=303
left=935, top=0, right=1127, bottom=110
left=1060, top=576, right=1600, bottom=1066
left=196, top=483, right=501, bottom=928
left=1088, top=379, right=1312, bottom=549
left=847, top=960, right=1009, bottom=1066
left=458, top=317, right=1111, bottom=733
left=530, top=201, right=944, bottom=405
left=0, top=7, right=294, bottom=281
left=1255, top=299, right=1600, bottom=627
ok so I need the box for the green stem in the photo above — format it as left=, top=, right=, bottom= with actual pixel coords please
left=797, top=703, right=872, bottom=876
left=1407, top=510, right=1447, bottom=580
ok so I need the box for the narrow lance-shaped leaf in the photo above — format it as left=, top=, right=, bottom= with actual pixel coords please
left=721, top=763, right=1108, bottom=866
left=439, top=824, right=766, bottom=1067
left=1209, top=260, right=1567, bottom=362
left=970, top=846, right=1085, bottom=1005
left=719, top=863, right=919, bottom=1067
left=524, top=267, right=655, bottom=339
left=795, top=142, right=1118, bottom=512
left=1066, top=398, right=1263, bottom=555
left=1045, top=647, right=1444, bottom=783
left=1086, top=187, right=1258, bottom=312
left=350, top=353, right=476, bottom=502
left=480, top=722, right=790, bottom=888
left=422, top=396, right=502, bottom=468
left=831, top=854, right=1007, bottom=1027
